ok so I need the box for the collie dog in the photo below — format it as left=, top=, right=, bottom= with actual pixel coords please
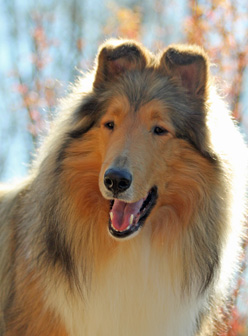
left=0, top=39, right=247, bottom=336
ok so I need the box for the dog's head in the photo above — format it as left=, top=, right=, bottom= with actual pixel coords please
left=92, top=39, right=215, bottom=240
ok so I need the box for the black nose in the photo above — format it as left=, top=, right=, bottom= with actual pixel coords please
left=104, top=168, right=132, bottom=194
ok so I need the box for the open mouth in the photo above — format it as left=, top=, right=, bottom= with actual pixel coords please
left=108, top=186, right=158, bottom=239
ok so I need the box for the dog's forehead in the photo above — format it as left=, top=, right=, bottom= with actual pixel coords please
left=105, top=93, right=168, bottom=119
left=119, top=69, right=170, bottom=104
left=104, top=70, right=175, bottom=114
left=108, top=69, right=188, bottom=115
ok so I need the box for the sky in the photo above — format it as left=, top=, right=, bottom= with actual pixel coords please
left=0, top=0, right=188, bottom=181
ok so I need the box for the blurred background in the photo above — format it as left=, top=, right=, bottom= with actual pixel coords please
left=0, top=0, right=248, bottom=334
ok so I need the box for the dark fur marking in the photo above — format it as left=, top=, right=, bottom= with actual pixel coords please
left=166, top=48, right=203, bottom=66
left=74, top=95, right=102, bottom=121
left=200, top=252, right=219, bottom=294
left=68, top=120, right=96, bottom=139
left=55, top=94, right=104, bottom=172
left=45, top=225, right=75, bottom=276
left=106, top=44, right=141, bottom=62
left=193, top=218, right=220, bottom=295
left=55, top=119, right=96, bottom=173
left=33, top=196, right=82, bottom=290
left=56, top=140, right=70, bottom=167
left=39, top=205, right=88, bottom=293
left=37, top=200, right=77, bottom=282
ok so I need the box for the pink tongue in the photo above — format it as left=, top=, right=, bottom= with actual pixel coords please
left=110, top=198, right=144, bottom=232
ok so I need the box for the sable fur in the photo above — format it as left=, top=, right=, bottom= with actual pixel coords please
left=0, top=39, right=247, bottom=336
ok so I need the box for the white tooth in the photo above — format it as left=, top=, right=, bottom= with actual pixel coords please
left=110, top=212, right=113, bottom=221
left=129, top=214, right=134, bottom=226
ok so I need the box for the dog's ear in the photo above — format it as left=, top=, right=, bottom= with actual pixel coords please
left=93, top=39, right=149, bottom=88
left=159, top=45, right=209, bottom=97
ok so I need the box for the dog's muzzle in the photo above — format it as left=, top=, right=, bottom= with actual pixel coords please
left=104, top=168, right=132, bottom=196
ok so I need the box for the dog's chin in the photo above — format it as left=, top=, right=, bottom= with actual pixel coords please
left=107, top=186, right=158, bottom=240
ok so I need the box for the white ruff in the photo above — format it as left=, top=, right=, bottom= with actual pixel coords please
left=47, top=226, right=205, bottom=336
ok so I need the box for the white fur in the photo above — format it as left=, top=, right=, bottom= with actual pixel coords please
left=45, top=225, right=206, bottom=336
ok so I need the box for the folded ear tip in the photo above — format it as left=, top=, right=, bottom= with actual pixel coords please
left=98, top=38, right=141, bottom=53
left=160, top=44, right=209, bottom=95
left=93, top=39, right=150, bottom=88
left=165, top=45, right=209, bottom=67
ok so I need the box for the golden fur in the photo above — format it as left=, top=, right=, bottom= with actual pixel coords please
left=0, top=39, right=247, bottom=335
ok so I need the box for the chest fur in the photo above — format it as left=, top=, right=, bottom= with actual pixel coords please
left=48, top=233, right=203, bottom=336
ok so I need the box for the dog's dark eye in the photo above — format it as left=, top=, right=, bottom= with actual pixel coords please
left=104, top=121, right=115, bottom=130
left=153, top=126, right=168, bottom=136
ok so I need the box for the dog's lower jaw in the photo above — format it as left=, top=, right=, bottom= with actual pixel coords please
left=108, top=187, right=158, bottom=239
